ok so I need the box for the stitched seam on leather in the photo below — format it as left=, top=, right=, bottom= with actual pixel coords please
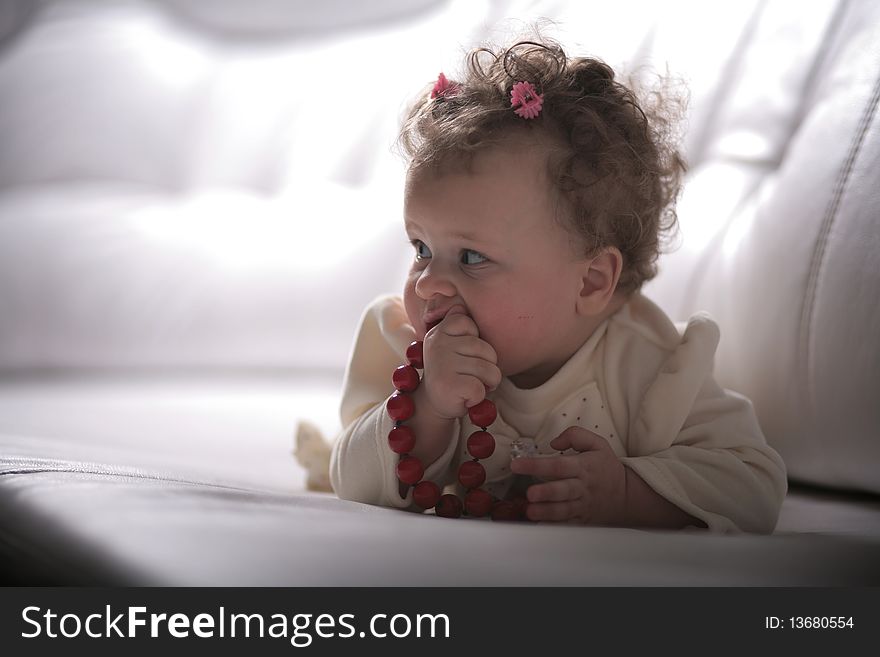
left=799, top=67, right=880, bottom=404
left=684, top=3, right=849, bottom=318
left=0, top=457, right=266, bottom=494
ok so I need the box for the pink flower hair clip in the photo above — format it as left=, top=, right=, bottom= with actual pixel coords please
left=510, top=81, right=543, bottom=119
left=430, top=72, right=461, bottom=99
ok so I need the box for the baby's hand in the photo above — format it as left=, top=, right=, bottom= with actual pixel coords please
left=421, top=308, right=502, bottom=419
left=509, top=427, right=628, bottom=525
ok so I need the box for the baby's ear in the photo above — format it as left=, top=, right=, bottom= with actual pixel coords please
left=576, top=247, right=622, bottom=316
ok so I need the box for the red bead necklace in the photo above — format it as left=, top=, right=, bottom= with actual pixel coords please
left=386, top=340, right=525, bottom=521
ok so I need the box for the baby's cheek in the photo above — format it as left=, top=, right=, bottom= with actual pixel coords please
left=479, top=313, right=534, bottom=369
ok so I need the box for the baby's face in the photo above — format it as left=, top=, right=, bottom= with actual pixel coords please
left=403, top=144, right=589, bottom=388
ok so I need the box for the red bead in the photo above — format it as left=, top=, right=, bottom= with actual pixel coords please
left=396, top=456, right=424, bottom=485
left=386, top=393, right=414, bottom=422
left=468, top=399, right=497, bottom=428
left=457, top=460, right=486, bottom=489
left=464, top=488, right=493, bottom=517
left=406, top=341, right=424, bottom=369
left=466, top=430, right=495, bottom=459
left=435, top=493, right=463, bottom=518
left=491, top=500, right=519, bottom=522
left=412, top=481, right=441, bottom=509
left=388, top=426, right=416, bottom=454
left=392, top=365, right=420, bottom=392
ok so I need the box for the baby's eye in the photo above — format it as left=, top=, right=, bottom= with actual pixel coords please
left=461, top=249, right=488, bottom=266
left=411, top=240, right=432, bottom=260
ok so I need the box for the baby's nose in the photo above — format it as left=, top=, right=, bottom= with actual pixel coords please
left=414, top=261, right=457, bottom=299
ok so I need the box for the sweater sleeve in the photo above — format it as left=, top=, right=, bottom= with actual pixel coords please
left=611, top=308, right=787, bottom=533
left=330, top=295, right=459, bottom=509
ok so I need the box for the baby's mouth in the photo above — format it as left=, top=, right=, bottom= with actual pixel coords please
left=423, top=304, right=468, bottom=334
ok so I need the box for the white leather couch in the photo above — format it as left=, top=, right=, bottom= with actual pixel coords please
left=1, top=0, right=878, bottom=585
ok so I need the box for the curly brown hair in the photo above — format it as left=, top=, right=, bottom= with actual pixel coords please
left=399, top=38, right=686, bottom=295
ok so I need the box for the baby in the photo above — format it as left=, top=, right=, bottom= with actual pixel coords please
left=323, top=39, right=786, bottom=532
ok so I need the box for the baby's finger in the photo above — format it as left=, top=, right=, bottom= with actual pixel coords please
left=509, top=454, right=579, bottom=480
left=457, top=375, right=489, bottom=410
left=452, top=335, right=498, bottom=365
left=525, top=500, right=579, bottom=523
left=439, top=311, right=479, bottom=338
left=550, top=427, right=608, bottom=453
left=456, top=358, right=502, bottom=393
left=526, top=478, right=582, bottom=503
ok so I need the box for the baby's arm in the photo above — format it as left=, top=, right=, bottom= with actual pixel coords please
left=331, top=297, right=455, bottom=507
left=332, top=396, right=459, bottom=507
left=512, top=311, right=785, bottom=532
left=510, top=427, right=705, bottom=528
left=331, top=298, right=501, bottom=509
left=590, top=309, right=787, bottom=533
left=619, top=377, right=787, bottom=533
